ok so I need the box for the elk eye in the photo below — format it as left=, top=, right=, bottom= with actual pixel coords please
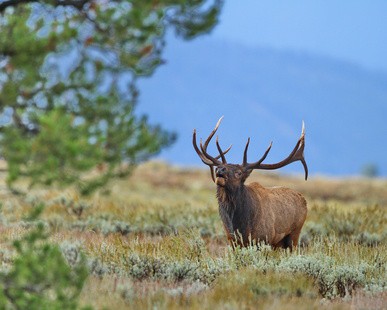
left=234, top=171, right=242, bottom=178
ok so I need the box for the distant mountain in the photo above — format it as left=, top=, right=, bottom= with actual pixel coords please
left=137, top=37, right=387, bottom=176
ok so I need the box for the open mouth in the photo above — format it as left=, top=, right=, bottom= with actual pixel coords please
left=215, top=173, right=226, bottom=186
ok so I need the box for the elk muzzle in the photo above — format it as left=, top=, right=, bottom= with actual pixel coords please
left=215, top=166, right=227, bottom=186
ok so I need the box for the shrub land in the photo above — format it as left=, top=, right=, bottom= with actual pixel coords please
left=0, top=162, right=386, bottom=309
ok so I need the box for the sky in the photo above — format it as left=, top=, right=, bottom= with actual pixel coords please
left=211, top=1, right=387, bottom=72
left=137, top=1, right=387, bottom=176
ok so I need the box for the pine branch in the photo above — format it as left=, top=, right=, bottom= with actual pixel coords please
left=0, top=0, right=90, bottom=13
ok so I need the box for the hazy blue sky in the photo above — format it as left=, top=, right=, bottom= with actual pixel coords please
left=211, top=1, right=387, bottom=72
left=138, top=1, right=387, bottom=175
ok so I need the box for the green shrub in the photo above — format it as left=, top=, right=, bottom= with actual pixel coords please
left=355, top=232, right=382, bottom=246
left=279, top=254, right=369, bottom=298
left=124, top=253, right=166, bottom=280
left=0, top=210, right=89, bottom=309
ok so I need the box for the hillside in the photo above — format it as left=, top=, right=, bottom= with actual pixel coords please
left=137, top=37, right=387, bottom=176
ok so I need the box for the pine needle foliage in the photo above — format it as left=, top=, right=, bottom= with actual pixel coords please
left=0, top=205, right=90, bottom=310
left=0, top=0, right=223, bottom=193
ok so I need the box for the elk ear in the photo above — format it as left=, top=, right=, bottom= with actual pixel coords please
left=243, top=169, right=253, bottom=181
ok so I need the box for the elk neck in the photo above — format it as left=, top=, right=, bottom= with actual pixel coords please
left=216, top=183, right=263, bottom=244
left=217, top=183, right=244, bottom=209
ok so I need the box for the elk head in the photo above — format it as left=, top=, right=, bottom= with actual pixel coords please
left=192, top=117, right=308, bottom=188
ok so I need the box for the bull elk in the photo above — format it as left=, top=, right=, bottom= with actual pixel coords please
left=193, top=117, right=308, bottom=250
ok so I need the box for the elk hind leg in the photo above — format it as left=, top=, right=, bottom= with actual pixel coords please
left=283, top=234, right=293, bottom=250
left=274, top=234, right=292, bottom=250
left=289, top=227, right=303, bottom=249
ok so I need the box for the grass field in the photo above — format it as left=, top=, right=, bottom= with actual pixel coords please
left=0, top=161, right=386, bottom=309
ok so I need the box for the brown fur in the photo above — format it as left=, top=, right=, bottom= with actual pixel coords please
left=216, top=165, right=307, bottom=250
left=193, top=117, right=308, bottom=250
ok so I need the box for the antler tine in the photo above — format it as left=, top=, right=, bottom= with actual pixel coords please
left=244, top=122, right=308, bottom=180
left=192, top=117, right=227, bottom=183
left=215, top=144, right=232, bottom=160
left=216, top=136, right=227, bottom=164
left=199, top=116, right=225, bottom=165
left=243, top=136, right=273, bottom=167
left=290, top=124, right=308, bottom=180
left=257, top=141, right=273, bottom=165
left=192, top=129, right=216, bottom=166
left=243, top=138, right=273, bottom=169
left=208, top=140, right=232, bottom=182
left=243, top=138, right=250, bottom=165
left=209, top=167, right=216, bottom=183
left=200, top=140, right=222, bottom=165
left=207, top=145, right=232, bottom=183
left=202, top=116, right=224, bottom=152
left=285, top=127, right=308, bottom=180
left=299, top=121, right=308, bottom=180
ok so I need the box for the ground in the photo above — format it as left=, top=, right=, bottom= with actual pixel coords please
left=0, top=161, right=386, bottom=309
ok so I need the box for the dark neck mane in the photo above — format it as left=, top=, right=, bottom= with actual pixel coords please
left=216, top=184, right=246, bottom=207
left=217, top=185, right=249, bottom=237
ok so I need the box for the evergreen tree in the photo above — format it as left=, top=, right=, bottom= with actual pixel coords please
left=0, top=206, right=89, bottom=309
left=0, top=0, right=223, bottom=194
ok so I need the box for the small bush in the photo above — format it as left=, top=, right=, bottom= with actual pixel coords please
left=279, top=254, right=369, bottom=298
left=0, top=222, right=89, bottom=309
left=355, top=232, right=382, bottom=246
left=124, top=253, right=166, bottom=280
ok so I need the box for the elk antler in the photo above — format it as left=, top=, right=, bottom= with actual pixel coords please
left=243, top=122, right=308, bottom=180
left=193, top=116, right=231, bottom=182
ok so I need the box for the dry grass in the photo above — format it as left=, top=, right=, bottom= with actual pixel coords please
left=0, top=161, right=386, bottom=309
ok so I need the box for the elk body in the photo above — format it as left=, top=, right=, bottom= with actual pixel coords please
left=193, top=117, right=308, bottom=250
